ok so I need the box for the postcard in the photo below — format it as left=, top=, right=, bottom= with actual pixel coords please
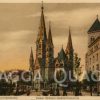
left=0, top=0, right=99, bottom=100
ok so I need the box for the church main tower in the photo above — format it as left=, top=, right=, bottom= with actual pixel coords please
left=36, top=2, right=47, bottom=79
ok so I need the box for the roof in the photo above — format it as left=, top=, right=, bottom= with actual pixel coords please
left=58, top=47, right=67, bottom=61
left=47, top=22, right=54, bottom=47
left=65, top=28, right=73, bottom=54
left=88, top=17, right=100, bottom=33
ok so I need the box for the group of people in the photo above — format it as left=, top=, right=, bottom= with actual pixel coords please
left=42, top=83, right=82, bottom=96
left=43, top=85, right=67, bottom=96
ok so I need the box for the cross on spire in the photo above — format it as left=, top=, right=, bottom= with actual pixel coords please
left=37, top=0, right=47, bottom=41
left=41, top=1, right=44, bottom=10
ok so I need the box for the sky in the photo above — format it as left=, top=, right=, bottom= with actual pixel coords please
left=0, top=3, right=100, bottom=71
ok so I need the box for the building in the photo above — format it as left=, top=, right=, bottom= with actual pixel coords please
left=85, top=16, right=100, bottom=94
left=85, top=16, right=100, bottom=72
left=55, top=28, right=74, bottom=80
left=29, top=2, right=74, bottom=90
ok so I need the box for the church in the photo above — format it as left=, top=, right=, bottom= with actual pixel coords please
left=29, top=2, right=74, bottom=90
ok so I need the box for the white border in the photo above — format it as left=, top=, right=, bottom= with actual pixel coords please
left=0, top=0, right=100, bottom=3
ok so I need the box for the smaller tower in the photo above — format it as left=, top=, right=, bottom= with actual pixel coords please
left=58, top=46, right=67, bottom=69
left=29, top=47, right=34, bottom=88
left=65, top=27, right=73, bottom=55
left=65, top=27, right=74, bottom=76
left=29, top=47, right=34, bottom=72
left=55, top=46, right=68, bottom=83
left=46, top=21, right=54, bottom=67
left=45, top=22, right=54, bottom=82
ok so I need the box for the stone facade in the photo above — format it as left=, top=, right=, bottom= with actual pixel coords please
left=85, top=17, right=100, bottom=73
left=85, top=16, right=100, bottom=94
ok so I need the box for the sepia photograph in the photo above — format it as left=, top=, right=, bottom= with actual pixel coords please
left=0, top=0, right=100, bottom=99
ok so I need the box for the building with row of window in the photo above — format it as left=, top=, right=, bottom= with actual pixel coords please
left=85, top=15, right=100, bottom=93
left=85, top=16, right=100, bottom=72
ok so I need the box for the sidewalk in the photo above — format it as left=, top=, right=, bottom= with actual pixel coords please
left=22, top=90, right=98, bottom=96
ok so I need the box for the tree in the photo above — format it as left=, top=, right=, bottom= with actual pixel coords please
left=88, top=71, right=97, bottom=96
left=82, top=71, right=97, bottom=96
left=74, top=53, right=81, bottom=80
left=73, top=53, right=81, bottom=96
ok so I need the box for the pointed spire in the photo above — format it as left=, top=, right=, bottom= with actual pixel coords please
left=65, top=27, right=73, bottom=54
left=41, top=1, right=44, bottom=10
left=40, top=1, right=45, bottom=28
left=61, top=45, right=65, bottom=55
left=58, top=45, right=66, bottom=61
left=47, top=21, right=53, bottom=47
left=39, top=1, right=47, bottom=40
left=30, top=47, right=34, bottom=59
left=29, top=47, right=34, bottom=70
left=61, top=45, right=64, bottom=51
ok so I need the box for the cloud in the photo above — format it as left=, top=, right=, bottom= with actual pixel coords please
left=0, top=3, right=100, bottom=71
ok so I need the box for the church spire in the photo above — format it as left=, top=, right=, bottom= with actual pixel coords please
left=47, top=21, right=53, bottom=47
left=39, top=1, right=47, bottom=40
left=29, top=47, right=34, bottom=71
left=30, top=47, right=34, bottom=61
left=41, top=1, right=44, bottom=10
left=65, top=27, right=73, bottom=54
